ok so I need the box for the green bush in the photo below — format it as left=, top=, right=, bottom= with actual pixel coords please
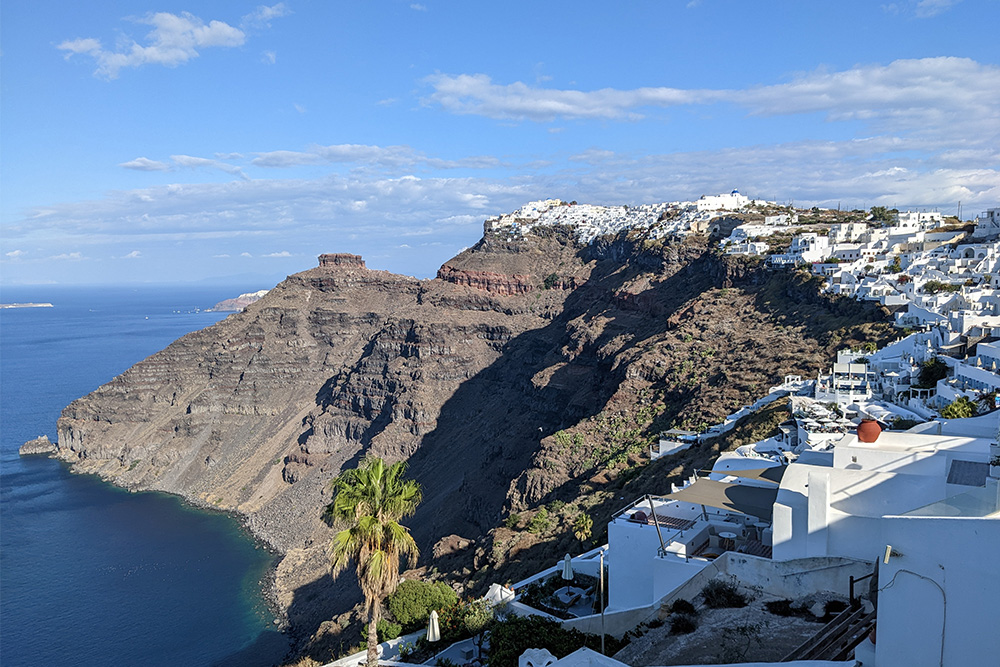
left=917, top=357, right=948, bottom=388
left=547, top=500, right=566, bottom=513
left=923, top=280, right=961, bottom=294
left=377, top=619, right=402, bottom=641
left=527, top=508, right=551, bottom=534
left=386, top=580, right=459, bottom=630
left=487, top=615, right=628, bottom=667
left=701, top=578, right=747, bottom=609
left=504, top=513, right=521, bottom=529
left=573, top=513, right=593, bottom=542
left=670, top=613, right=698, bottom=634
left=941, top=396, right=977, bottom=419
left=668, top=598, right=697, bottom=615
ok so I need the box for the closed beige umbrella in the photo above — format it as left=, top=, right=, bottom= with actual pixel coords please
left=427, top=610, right=440, bottom=642
left=561, top=553, right=574, bottom=580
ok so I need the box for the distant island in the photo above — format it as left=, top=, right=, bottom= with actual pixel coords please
left=206, top=289, right=269, bottom=312
left=0, top=302, right=54, bottom=309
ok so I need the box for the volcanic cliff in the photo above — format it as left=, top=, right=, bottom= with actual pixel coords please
left=52, top=222, right=892, bottom=652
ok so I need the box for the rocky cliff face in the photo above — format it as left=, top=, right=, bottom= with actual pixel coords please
left=52, top=224, right=891, bottom=648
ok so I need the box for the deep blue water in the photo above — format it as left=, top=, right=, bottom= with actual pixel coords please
left=0, top=286, right=289, bottom=667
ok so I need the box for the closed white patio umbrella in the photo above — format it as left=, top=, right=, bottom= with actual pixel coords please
left=427, top=610, right=440, bottom=642
left=561, top=553, right=574, bottom=581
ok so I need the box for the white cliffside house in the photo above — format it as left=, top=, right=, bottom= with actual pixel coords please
left=972, top=207, right=1000, bottom=239
left=772, top=415, right=1000, bottom=667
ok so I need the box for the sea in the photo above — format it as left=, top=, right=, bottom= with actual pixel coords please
left=0, top=285, right=290, bottom=667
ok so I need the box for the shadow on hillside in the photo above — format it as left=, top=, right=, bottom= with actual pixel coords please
left=400, top=244, right=719, bottom=550
left=281, top=240, right=722, bottom=654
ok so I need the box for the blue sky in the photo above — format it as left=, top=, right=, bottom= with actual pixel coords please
left=1, top=0, right=998, bottom=286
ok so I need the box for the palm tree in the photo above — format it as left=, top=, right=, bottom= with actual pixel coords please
left=326, top=456, right=422, bottom=667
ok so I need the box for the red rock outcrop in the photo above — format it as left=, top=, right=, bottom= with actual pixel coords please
left=436, top=265, right=535, bottom=296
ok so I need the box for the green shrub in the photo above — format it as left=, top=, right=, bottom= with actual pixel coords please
left=573, top=513, right=593, bottom=542
left=504, top=513, right=521, bottom=529
left=487, top=615, right=628, bottom=667
left=941, top=396, right=977, bottom=419
left=917, top=357, right=948, bottom=388
left=668, top=598, right=697, bottom=615
left=670, top=613, right=698, bottom=634
left=923, top=280, right=960, bottom=294
left=386, top=580, right=459, bottom=630
left=377, top=619, right=402, bottom=641
left=527, top=508, right=551, bottom=534
left=701, top=578, right=747, bottom=609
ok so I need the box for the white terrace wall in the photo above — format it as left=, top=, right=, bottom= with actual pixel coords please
left=606, top=517, right=707, bottom=609
left=722, top=554, right=873, bottom=599
left=876, top=515, right=1000, bottom=667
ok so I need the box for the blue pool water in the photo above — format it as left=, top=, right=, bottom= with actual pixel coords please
left=0, top=286, right=289, bottom=666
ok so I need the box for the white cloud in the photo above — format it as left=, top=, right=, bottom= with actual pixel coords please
left=50, top=252, right=84, bottom=260
left=171, top=154, right=248, bottom=180
left=241, top=252, right=253, bottom=257
left=410, top=4, right=428, bottom=11
left=57, top=9, right=270, bottom=79
left=241, top=3, right=291, bottom=31
left=120, top=157, right=171, bottom=171
left=262, top=50, right=276, bottom=65
left=293, top=103, right=307, bottom=114
left=5, top=250, right=26, bottom=259
left=263, top=251, right=292, bottom=257
left=251, top=143, right=501, bottom=170
left=915, top=0, right=962, bottom=17
left=213, top=253, right=231, bottom=258
left=122, top=250, right=142, bottom=258
left=423, top=58, right=1000, bottom=144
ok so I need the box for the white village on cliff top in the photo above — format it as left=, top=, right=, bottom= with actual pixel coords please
left=332, top=194, right=1000, bottom=667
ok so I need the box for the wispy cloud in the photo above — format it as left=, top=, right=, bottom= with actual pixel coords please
left=120, top=157, right=171, bottom=171
left=410, top=4, right=428, bottom=11
left=915, top=0, right=963, bottom=18
left=171, top=154, right=249, bottom=179
left=122, top=250, right=142, bottom=258
left=240, top=3, right=291, bottom=31
left=263, top=250, right=292, bottom=257
left=424, top=58, right=999, bottom=140
left=250, top=143, right=501, bottom=170
left=5, top=250, right=26, bottom=259
left=50, top=252, right=84, bottom=260
left=58, top=6, right=288, bottom=79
